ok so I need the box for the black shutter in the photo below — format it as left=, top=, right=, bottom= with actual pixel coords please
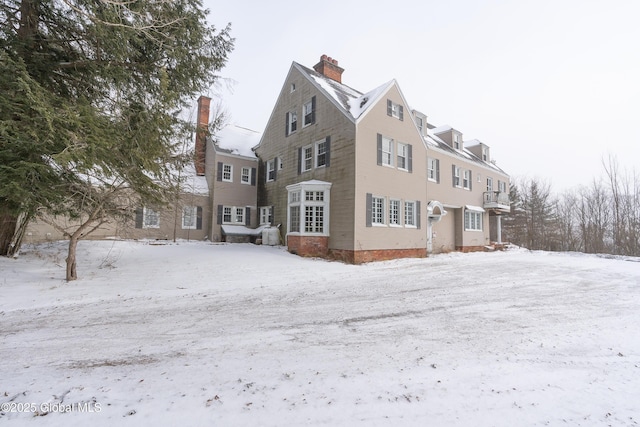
left=416, top=201, right=421, bottom=229
left=366, top=193, right=373, bottom=227
left=217, top=162, right=223, bottom=181
left=196, top=206, right=203, bottom=230
left=285, top=112, right=289, bottom=136
left=469, top=171, right=473, bottom=190
left=399, top=105, right=404, bottom=121
left=297, top=147, right=302, bottom=175
left=452, top=165, right=456, bottom=187
left=377, top=134, right=382, bottom=166
left=325, top=136, right=331, bottom=167
left=407, top=144, right=413, bottom=173
left=251, top=167, right=256, bottom=186
left=135, top=208, right=143, bottom=228
left=387, top=99, right=392, bottom=116
left=311, top=96, right=316, bottom=124
left=217, top=205, right=223, bottom=225
left=245, top=207, right=251, bottom=226
left=436, top=159, right=440, bottom=183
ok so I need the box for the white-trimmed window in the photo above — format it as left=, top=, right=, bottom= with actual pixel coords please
left=453, top=166, right=461, bottom=187
left=487, top=177, right=494, bottom=192
left=266, top=159, right=276, bottom=182
left=498, top=180, right=507, bottom=193
left=387, top=100, right=404, bottom=120
left=235, top=207, right=244, bottom=224
left=372, top=196, right=385, bottom=225
left=382, top=136, right=393, bottom=166
left=404, top=201, right=416, bottom=227
left=464, top=209, right=483, bottom=231
left=222, top=206, right=246, bottom=225
left=223, top=206, right=232, bottom=223
left=302, top=145, right=313, bottom=172
left=182, top=206, right=197, bottom=229
left=454, top=134, right=461, bottom=150
left=389, top=199, right=401, bottom=226
left=222, top=164, right=232, bottom=182
left=260, top=206, right=273, bottom=225
left=463, top=169, right=471, bottom=190
left=303, top=97, right=315, bottom=127
left=241, top=167, right=251, bottom=184
left=286, top=182, right=332, bottom=235
left=315, top=139, right=327, bottom=168
left=428, top=158, right=439, bottom=182
left=397, top=143, right=408, bottom=170
left=287, top=110, right=297, bottom=134
left=143, top=207, right=160, bottom=229
left=415, top=116, right=423, bottom=134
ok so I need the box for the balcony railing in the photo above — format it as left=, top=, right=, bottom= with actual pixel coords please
left=483, top=191, right=510, bottom=211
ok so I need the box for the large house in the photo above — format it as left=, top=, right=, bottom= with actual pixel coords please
left=24, top=55, right=510, bottom=263
left=254, top=55, right=510, bottom=262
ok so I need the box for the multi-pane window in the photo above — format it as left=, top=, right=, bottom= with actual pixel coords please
left=303, top=99, right=314, bottom=126
left=288, top=111, right=297, bottom=134
left=487, top=177, right=494, bottom=192
left=498, top=180, right=507, bottom=193
left=316, top=140, right=327, bottom=167
left=235, top=207, right=244, bottom=224
left=416, top=116, right=423, bottom=134
left=302, top=145, right=313, bottom=172
left=463, top=170, right=471, bottom=189
left=287, top=183, right=331, bottom=235
left=222, top=164, right=232, bottom=182
left=182, top=206, right=197, bottom=229
left=397, top=143, right=408, bottom=170
left=266, top=159, right=276, bottom=182
left=372, top=196, right=385, bottom=225
left=381, top=137, right=393, bottom=166
left=404, top=201, right=416, bottom=227
left=453, top=166, right=461, bottom=187
left=454, top=134, right=461, bottom=150
left=223, top=207, right=232, bottom=223
left=465, top=210, right=483, bottom=231
left=389, top=199, right=401, bottom=225
left=143, top=207, right=160, bottom=228
left=387, top=100, right=403, bottom=120
left=260, top=206, right=273, bottom=225
left=428, top=158, right=439, bottom=182
left=241, top=167, right=251, bottom=184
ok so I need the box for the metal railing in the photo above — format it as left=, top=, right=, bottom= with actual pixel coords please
left=483, top=191, right=510, bottom=206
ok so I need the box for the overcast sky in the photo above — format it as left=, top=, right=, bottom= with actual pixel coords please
left=201, top=0, right=640, bottom=191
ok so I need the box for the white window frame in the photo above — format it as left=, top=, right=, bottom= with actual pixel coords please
left=303, top=100, right=313, bottom=127
left=454, top=134, right=461, bottom=150
left=453, top=166, right=461, bottom=187
left=259, top=206, right=273, bottom=225
left=372, top=196, right=385, bottom=226
left=381, top=136, right=394, bottom=167
left=286, top=182, right=332, bottom=236
left=390, top=102, right=402, bottom=119
left=389, top=199, right=401, bottom=226
left=182, top=205, right=197, bottom=230
left=404, top=201, right=416, bottom=227
left=223, top=206, right=232, bottom=223
left=415, top=116, right=423, bottom=134
left=498, top=180, right=507, bottom=193
left=428, top=158, right=438, bottom=182
left=302, top=145, right=313, bottom=172
left=487, top=177, right=494, bottom=192
left=464, top=210, right=483, bottom=231
left=142, top=207, right=160, bottom=229
left=463, top=169, right=471, bottom=190
left=315, top=139, right=327, bottom=168
left=266, top=159, right=276, bottom=182
left=397, top=143, right=408, bottom=171
left=288, top=110, right=298, bottom=134
left=222, top=164, right=233, bottom=182
left=234, top=207, right=244, bottom=224
left=222, top=206, right=245, bottom=225
left=241, top=167, right=251, bottom=184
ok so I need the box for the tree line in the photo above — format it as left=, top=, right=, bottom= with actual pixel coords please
left=503, top=156, right=640, bottom=257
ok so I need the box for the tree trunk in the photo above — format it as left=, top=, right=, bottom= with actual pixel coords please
left=66, top=236, right=79, bottom=281
left=0, top=210, right=30, bottom=257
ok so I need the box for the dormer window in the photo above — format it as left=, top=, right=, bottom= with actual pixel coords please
left=415, top=116, right=423, bottom=134
left=454, top=134, right=461, bottom=150
left=387, top=100, right=404, bottom=121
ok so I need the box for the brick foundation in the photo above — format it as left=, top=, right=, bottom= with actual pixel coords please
left=287, top=235, right=329, bottom=258
left=456, top=245, right=487, bottom=253
left=329, top=248, right=426, bottom=264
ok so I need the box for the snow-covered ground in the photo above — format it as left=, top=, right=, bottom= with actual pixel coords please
left=1, top=241, right=639, bottom=426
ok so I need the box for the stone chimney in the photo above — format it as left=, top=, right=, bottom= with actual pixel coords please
left=313, top=54, right=344, bottom=83
left=195, top=95, right=210, bottom=176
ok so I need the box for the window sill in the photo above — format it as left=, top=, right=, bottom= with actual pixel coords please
left=405, top=225, right=417, bottom=229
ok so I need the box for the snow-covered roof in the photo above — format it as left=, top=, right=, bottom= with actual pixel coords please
left=221, top=224, right=269, bottom=236
left=178, top=164, right=209, bottom=196
left=213, top=124, right=261, bottom=158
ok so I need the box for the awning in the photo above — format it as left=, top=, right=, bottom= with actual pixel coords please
left=465, top=205, right=486, bottom=213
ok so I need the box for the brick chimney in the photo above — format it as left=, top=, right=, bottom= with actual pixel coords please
left=313, top=54, right=344, bottom=83
left=195, top=95, right=210, bottom=176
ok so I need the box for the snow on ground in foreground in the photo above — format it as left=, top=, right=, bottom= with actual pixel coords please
left=1, top=240, right=639, bottom=427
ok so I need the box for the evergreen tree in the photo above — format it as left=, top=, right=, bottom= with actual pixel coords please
left=0, top=0, right=234, bottom=279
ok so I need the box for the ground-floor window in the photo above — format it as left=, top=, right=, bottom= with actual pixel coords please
left=464, top=210, right=483, bottom=231
left=286, top=181, right=332, bottom=236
